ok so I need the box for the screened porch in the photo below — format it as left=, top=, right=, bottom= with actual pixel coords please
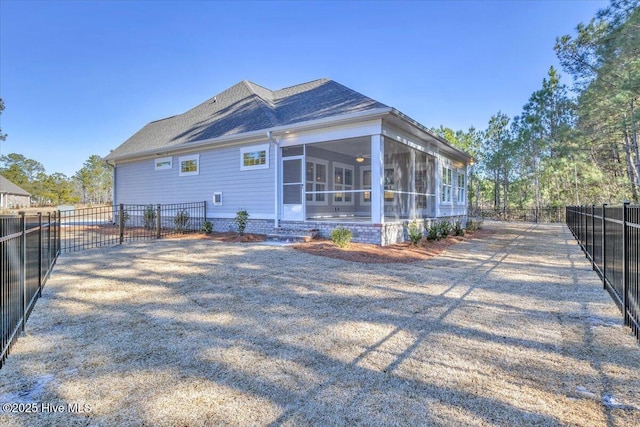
left=281, top=136, right=437, bottom=223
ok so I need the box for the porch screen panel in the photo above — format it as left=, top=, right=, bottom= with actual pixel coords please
left=384, top=139, right=412, bottom=221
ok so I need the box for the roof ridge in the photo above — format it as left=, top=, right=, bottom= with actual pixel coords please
left=241, top=81, right=279, bottom=127
left=328, top=80, right=390, bottom=109
left=276, top=78, right=329, bottom=92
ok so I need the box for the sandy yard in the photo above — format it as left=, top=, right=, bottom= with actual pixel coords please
left=0, top=221, right=639, bottom=426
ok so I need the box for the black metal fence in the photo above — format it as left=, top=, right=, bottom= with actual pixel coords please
left=566, top=204, right=640, bottom=343
left=470, top=206, right=565, bottom=223
left=61, top=202, right=206, bottom=253
left=1, top=212, right=61, bottom=368
left=1, top=201, right=206, bottom=369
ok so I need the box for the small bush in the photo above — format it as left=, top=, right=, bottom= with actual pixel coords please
left=439, top=220, right=452, bottom=238
left=174, top=210, right=191, bottom=231
left=120, top=210, right=130, bottom=227
left=466, top=219, right=483, bottom=232
left=331, top=226, right=352, bottom=248
left=407, top=220, right=423, bottom=246
left=426, top=222, right=441, bottom=241
left=453, top=221, right=465, bottom=236
left=234, top=208, right=249, bottom=235
left=202, top=220, right=213, bottom=234
left=143, top=204, right=157, bottom=230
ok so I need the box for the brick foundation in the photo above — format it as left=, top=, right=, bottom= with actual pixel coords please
left=206, top=215, right=467, bottom=246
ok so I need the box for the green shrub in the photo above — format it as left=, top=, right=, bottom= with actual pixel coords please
left=174, top=210, right=191, bottom=231
left=331, top=226, right=352, bottom=248
left=407, top=220, right=423, bottom=246
left=426, top=222, right=440, bottom=241
left=202, top=220, right=213, bottom=234
left=234, top=208, right=249, bottom=235
left=453, top=221, right=465, bottom=236
left=120, top=210, right=130, bottom=227
left=143, top=204, right=157, bottom=230
left=439, top=219, right=452, bottom=238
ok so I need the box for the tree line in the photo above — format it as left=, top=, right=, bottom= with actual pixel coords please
left=0, top=152, right=112, bottom=206
left=0, top=95, right=112, bottom=207
left=434, top=0, right=639, bottom=210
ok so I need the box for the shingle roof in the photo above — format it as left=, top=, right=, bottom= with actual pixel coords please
left=0, top=175, right=30, bottom=196
left=106, top=79, right=389, bottom=160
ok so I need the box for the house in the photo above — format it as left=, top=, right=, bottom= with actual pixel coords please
left=105, top=79, right=471, bottom=245
left=0, top=175, right=31, bottom=209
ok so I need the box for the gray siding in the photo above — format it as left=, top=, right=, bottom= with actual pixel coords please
left=114, top=143, right=276, bottom=218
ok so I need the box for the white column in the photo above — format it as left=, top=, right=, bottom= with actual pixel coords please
left=409, top=149, right=416, bottom=219
left=371, top=134, right=384, bottom=224
left=435, top=156, right=441, bottom=218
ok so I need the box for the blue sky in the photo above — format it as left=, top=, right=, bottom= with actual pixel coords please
left=0, top=0, right=607, bottom=177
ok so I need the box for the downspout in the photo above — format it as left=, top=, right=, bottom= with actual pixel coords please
left=267, top=131, right=279, bottom=228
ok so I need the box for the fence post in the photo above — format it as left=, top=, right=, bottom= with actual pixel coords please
left=203, top=201, right=207, bottom=231
left=19, top=212, right=26, bottom=334
left=622, top=202, right=629, bottom=327
left=156, top=204, right=161, bottom=239
left=591, top=204, right=596, bottom=270
left=602, top=204, right=607, bottom=289
left=57, top=210, right=61, bottom=256
left=119, top=204, right=125, bottom=245
left=38, top=212, right=42, bottom=297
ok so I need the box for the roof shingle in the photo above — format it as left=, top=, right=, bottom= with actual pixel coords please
left=106, top=79, right=388, bottom=160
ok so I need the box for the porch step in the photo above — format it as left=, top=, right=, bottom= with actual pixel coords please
left=266, top=227, right=319, bottom=243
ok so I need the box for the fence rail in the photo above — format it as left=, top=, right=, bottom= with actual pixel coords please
left=566, top=204, right=640, bottom=343
left=61, top=202, right=206, bottom=253
left=470, top=207, right=565, bottom=223
left=1, top=212, right=61, bottom=368
left=1, top=201, right=206, bottom=369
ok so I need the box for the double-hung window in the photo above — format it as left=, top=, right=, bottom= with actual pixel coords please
left=305, top=158, right=328, bottom=205
left=457, top=172, right=465, bottom=204
left=334, top=163, right=354, bottom=204
left=441, top=166, right=452, bottom=203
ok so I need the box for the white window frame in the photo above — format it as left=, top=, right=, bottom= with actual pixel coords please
left=240, top=144, right=270, bottom=170
left=179, top=154, right=200, bottom=176
left=213, top=192, right=223, bottom=206
left=457, top=171, right=465, bottom=204
left=154, top=156, right=172, bottom=171
left=360, top=165, right=396, bottom=205
left=305, top=157, right=329, bottom=206
left=441, top=166, right=452, bottom=203
left=333, top=162, right=354, bottom=205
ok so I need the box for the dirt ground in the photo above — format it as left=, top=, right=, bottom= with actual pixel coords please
left=0, top=221, right=639, bottom=426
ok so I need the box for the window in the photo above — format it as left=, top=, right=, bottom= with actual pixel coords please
left=457, top=172, right=465, bottom=203
left=179, top=154, right=199, bottom=176
left=441, top=166, right=452, bottom=203
left=213, top=192, right=223, bottom=206
left=306, top=159, right=328, bottom=205
left=154, top=156, right=172, bottom=171
left=334, top=163, right=354, bottom=204
left=360, top=166, right=395, bottom=204
left=240, top=144, right=269, bottom=170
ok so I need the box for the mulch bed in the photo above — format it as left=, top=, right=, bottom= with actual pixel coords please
left=293, top=228, right=496, bottom=263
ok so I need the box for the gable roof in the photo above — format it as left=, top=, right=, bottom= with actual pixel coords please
left=106, top=79, right=389, bottom=161
left=0, top=175, right=31, bottom=196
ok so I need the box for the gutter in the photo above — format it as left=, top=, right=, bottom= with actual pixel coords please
left=104, top=107, right=393, bottom=163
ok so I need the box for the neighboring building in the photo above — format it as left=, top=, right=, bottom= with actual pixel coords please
left=0, top=175, right=31, bottom=209
left=105, top=79, right=471, bottom=245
